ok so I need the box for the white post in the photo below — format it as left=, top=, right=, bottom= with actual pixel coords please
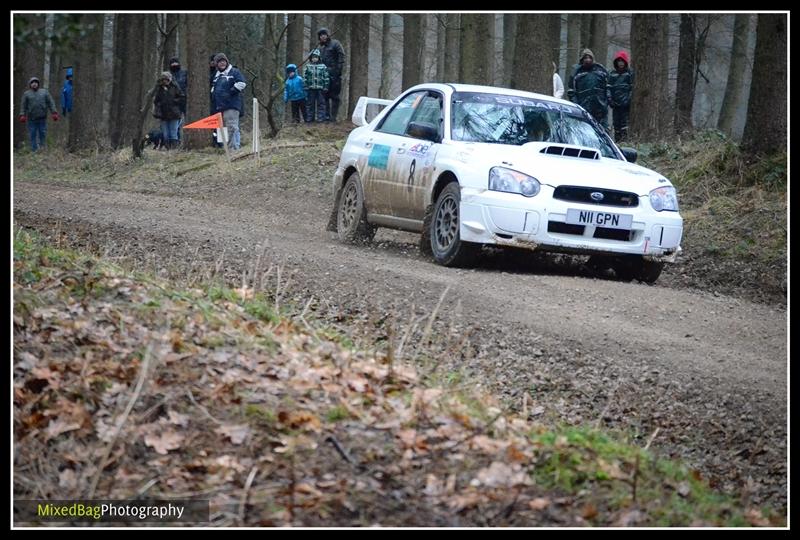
left=252, top=97, right=260, bottom=156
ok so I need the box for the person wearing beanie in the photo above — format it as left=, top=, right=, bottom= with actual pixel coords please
left=210, top=52, right=247, bottom=150
left=283, top=63, right=308, bottom=123
left=61, top=67, right=73, bottom=116
left=566, top=48, right=610, bottom=132
left=168, top=57, right=188, bottom=141
left=303, top=49, right=329, bottom=123
left=316, top=28, right=345, bottom=122
left=19, top=76, right=58, bottom=152
left=608, top=50, right=634, bottom=141
left=152, top=71, right=185, bottom=150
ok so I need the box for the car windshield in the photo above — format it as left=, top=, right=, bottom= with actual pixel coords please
left=451, top=92, right=620, bottom=159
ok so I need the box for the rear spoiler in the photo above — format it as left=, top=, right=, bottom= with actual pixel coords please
left=351, top=96, right=393, bottom=127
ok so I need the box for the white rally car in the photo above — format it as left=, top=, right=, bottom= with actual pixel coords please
left=328, top=83, right=682, bottom=283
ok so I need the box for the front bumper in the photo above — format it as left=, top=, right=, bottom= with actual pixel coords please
left=459, top=186, right=683, bottom=261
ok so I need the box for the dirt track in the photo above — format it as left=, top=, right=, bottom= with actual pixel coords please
left=13, top=156, right=787, bottom=511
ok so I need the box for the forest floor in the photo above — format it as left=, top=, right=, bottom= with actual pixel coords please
left=13, top=125, right=787, bottom=526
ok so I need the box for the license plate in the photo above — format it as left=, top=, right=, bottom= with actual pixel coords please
left=566, top=209, right=632, bottom=229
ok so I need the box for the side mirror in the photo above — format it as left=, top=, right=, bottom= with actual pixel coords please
left=406, top=121, right=439, bottom=142
left=620, top=147, right=638, bottom=163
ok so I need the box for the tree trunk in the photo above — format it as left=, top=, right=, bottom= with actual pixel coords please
left=717, top=14, right=751, bottom=137
left=436, top=15, right=447, bottom=82
left=566, top=14, right=581, bottom=70
left=184, top=14, right=211, bottom=150
left=109, top=14, right=146, bottom=149
left=629, top=14, right=664, bottom=141
left=379, top=14, right=393, bottom=98
left=444, top=14, right=460, bottom=83
left=309, top=14, right=319, bottom=53
left=459, top=14, right=493, bottom=85
left=548, top=14, right=562, bottom=70
left=741, top=14, right=787, bottom=158
left=160, top=13, right=179, bottom=70
left=581, top=14, right=592, bottom=50
left=333, top=15, right=351, bottom=122
left=658, top=15, right=672, bottom=135
left=589, top=14, right=607, bottom=67
left=502, top=14, right=517, bottom=87
left=286, top=14, right=304, bottom=67
left=402, top=14, right=424, bottom=90
left=673, top=15, right=697, bottom=134
left=510, top=15, right=551, bottom=95
left=348, top=14, right=369, bottom=117
left=67, top=14, right=104, bottom=153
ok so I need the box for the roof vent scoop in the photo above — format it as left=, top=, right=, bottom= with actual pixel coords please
left=540, top=145, right=599, bottom=160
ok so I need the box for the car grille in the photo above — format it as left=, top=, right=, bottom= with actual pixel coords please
left=553, top=186, right=639, bottom=208
left=548, top=221, right=634, bottom=242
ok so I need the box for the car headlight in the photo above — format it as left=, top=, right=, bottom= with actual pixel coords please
left=489, top=167, right=540, bottom=197
left=649, top=186, right=679, bottom=212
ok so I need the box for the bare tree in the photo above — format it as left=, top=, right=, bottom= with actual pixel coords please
left=402, top=14, right=425, bottom=90
left=286, top=14, right=305, bottom=67
left=673, top=14, right=697, bottom=133
left=348, top=14, right=370, bottom=117
left=741, top=14, right=786, bottom=159
left=590, top=14, right=607, bottom=66
left=183, top=14, right=211, bottom=150
left=379, top=14, right=393, bottom=98
left=459, top=14, right=493, bottom=85
left=511, top=15, right=551, bottom=95
left=109, top=14, right=147, bottom=149
left=566, top=14, right=581, bottom=72
left=629, top=14, right=665, bottom=141
left=502, top=14, right=517, bottom=86
left=436, top=15, right=447, bottom=82
left=67, top=14, right=104, bottom=152
left=444, top=14, right=460, bottom=83
left=717, top=14, right=751, bottom=137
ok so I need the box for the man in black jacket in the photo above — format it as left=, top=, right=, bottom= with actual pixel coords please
left=317, top=28, right=345, bottom=122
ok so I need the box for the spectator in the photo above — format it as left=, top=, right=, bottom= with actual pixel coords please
left=168, top=57, right=188, bottom=140
left=284, top=63, right=307, bottom=123
left=19, top=76, right=58, bottom=152
left=567, top=48, right=610, bottom=131
left=608, top=50, right=634, bottom=142
left=552, top=62, right=564, bottom=100
left=209, top=54, right=223, bottom=147
left=152, top=71, right=185, bottom=150
left=210, top=52, right=246, bottom=150
left=317, top=28, right=344, bottom=122
left=303, top=49, right=329, bottom=123
left=60, top=67, right=73, bottom=116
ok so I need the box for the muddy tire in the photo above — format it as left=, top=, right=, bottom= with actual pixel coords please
left=336, top=173, right=376, bottom=244
left=613, top=256, right=664, bottom=283
left=429, top=182, right=478, bottom=267
left=419, top=203, right=434, bottom=256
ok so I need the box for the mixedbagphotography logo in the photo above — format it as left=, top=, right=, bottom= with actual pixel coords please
left=14, top=500, right=209, bottom=524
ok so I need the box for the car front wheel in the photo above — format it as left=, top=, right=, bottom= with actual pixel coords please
left=337, top=173, right=376, bottom=244
left=613, top=256, right=664, bottom=283
left=430, top=182, right=478, bottom=266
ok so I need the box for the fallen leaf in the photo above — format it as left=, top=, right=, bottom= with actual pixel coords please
left=677, top=481, right=691, bottom=497
left=46, top=419, right=81, bottom=440
left=529, top=498, right=550, bottom=510
left=215, top=424, right=251, bottom=445
left=144, top=430, right=184, bottom=454
left=59, top=469, right=78, bottom=490
left=167, top=410, right=190, bottom=427
left=582, top=503, right=598, bottom=520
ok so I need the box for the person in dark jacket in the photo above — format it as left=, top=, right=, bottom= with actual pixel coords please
left=608, top=50, right=634, bottom=142
left=317, top=28, right=345, bottom=122
left=60, top=67, right=73, bottom=116
left=152, top=71, right=185, bottom=150
left=567, top=49, right=610, bottom=131
left=210, top=52, right=247, bottom=150
left=19, top=76, right=58, bottom=152
left=168, top=57, right=188, bottom=141
left=283, top=64, right=307, bottom=123
left=209, top=54, right=223, bottom=147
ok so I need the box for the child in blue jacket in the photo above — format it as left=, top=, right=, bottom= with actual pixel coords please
left=284, top=64, right=307, bottom=123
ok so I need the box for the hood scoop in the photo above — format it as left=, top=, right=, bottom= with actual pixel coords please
left=540, top=145, right=599, bottom=160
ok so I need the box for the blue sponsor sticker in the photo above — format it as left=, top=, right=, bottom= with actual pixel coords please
left=368, top=144, right=391, bottom=170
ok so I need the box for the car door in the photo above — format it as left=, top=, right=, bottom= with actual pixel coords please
left=389, top=91, right=444, bottom=220
left=362, top=90, right=427, bottom=217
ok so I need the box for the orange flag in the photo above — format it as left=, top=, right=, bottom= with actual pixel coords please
left=183, top=112, right=223, bottom=129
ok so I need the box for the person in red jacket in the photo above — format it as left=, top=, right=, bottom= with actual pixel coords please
left=608, top=50, right=634, bottom=142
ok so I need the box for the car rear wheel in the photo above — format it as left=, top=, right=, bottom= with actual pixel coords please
left=337, top=173, right=376, bottom=244
left=430, top=182, right=478, bottom=266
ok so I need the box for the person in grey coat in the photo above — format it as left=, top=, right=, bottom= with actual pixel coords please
left=19, top=76, right=59, bottom=152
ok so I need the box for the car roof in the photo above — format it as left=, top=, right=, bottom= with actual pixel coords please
left=404, top=83, right=575, bottom=108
